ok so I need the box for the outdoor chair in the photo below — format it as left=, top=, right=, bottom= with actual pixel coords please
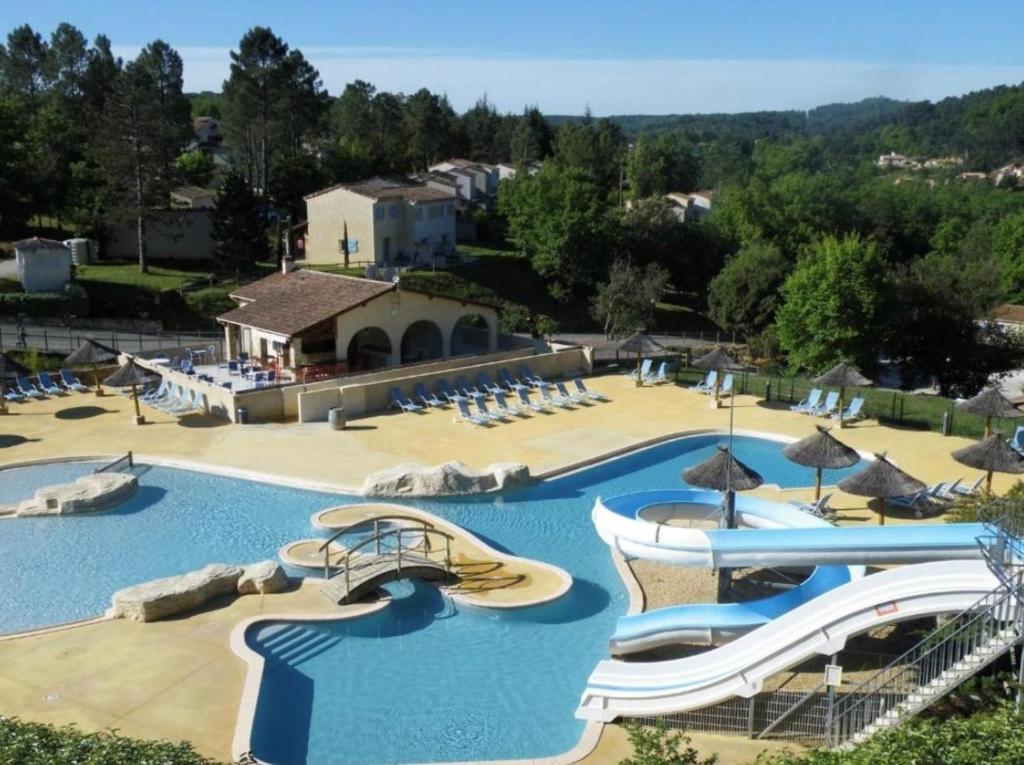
left=454, top=398, right=489, bottom=426
left=472, top=393, right=506, bottom=421
left=692, top=369, right=717, bottom=393
left=3, top=387, right=25, bottom=402
left=494, top=390, right=526, bottom=416
left=456, top=375, right=483, bottom=398
left=436, top=379, right=467, bottom=403
left=142, top=379, right=169, bottom=405
left=37, top=372, right=65, bottom=396
left=520, top=364, right=546, bottom=388
left=788, top=494, right=834, bottom=519
left=627, top=358, right=653, bottom=382
left=791, top=388, right=822, bottom=414
left=832, top=396, right=865, bottom=422
left=477, top=372, right=504, bottom=396
left=539, top=382, right=573, bottom=408
left=515, top=387, right=546, bottom=412
left=810, top=391, right=839, bottom=417
left=415, top=383, right=445, bottom=408
left=16, top=376, right=44, bottom=399
left=390, top=387, right=424, bottom=413
left=499, top=368, right=527, bottom=391
left=59, top=369, right=89, bottom=392
left=555, top=380, right=588, bottom=404
left=228, top=360, right=240, bottom=375
left=718, top=374, right=734, bottom=397
left=953, top=476, right=985, bottom=496
left=573, top=377, right=607, bottom=401
left=643, top=362, right=669, bottom=385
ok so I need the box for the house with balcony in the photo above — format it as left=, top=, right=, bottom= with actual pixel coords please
left=303, top=177, right=456, bottom=267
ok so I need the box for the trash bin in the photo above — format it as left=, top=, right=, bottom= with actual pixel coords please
left=236, top=407, right=249, bottom=425
left=328, top=406, right=346, bottom=430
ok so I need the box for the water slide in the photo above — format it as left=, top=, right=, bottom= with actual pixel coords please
left=577, top=490, right=992, bottom=721
left=597, top=490, right=984, bottom=653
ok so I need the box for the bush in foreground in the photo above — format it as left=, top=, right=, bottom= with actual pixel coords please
left=0, top=717, right=224, bottom=765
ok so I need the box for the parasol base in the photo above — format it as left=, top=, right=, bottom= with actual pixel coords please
left=634, top=379, right=644, bottom=388
left=94, top=389, right=106, bottom=397
left=133, top=414, right=146, bottom=426
left=711, top=398, right=724, bottom=409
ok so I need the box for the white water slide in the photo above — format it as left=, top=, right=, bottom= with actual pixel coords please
left=577, top=490, right=993, bottom=722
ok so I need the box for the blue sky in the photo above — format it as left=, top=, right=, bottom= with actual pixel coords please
left=3, top=0, right=1024, bottom=114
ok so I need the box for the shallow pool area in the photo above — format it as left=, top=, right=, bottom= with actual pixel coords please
left=0, top=433, right=860, bottom=765
left=0, top=460, right=103, bottom=504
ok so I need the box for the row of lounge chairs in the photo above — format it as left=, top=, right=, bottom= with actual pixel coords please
left=389, top=365, right=608, bottom=426
left=625, top=359, right=670, bottom=385
left=789, top=476, right=984, bottom=522
left=4, top=370, right=89, bottom=401
left=139, top=380, right=205, bottom=415
left=691, top=371, right=734, bottom=397
left=791, top=389, right=865, bottom=422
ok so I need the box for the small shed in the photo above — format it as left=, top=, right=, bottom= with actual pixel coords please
left=14, top=237, right=72, bottom=293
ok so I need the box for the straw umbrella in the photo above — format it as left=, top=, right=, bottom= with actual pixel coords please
left=683, top=446, right=763, bottom=598
left=65, top=339, right=118, bottom=396
left=693, top=346, right=742, bottom=405
left=102, top=359, right=153, bottom=425
left=617, top=331, right=665, bottom=386
left=783, top=425, right=861, bottom=501
left=956, top=386, right=1022, bottom=438
left=814, top=362, right=872, bottom=429
left=838, top=453, right=926, bottom=525
left=951, top=433, right=1024, bottom=494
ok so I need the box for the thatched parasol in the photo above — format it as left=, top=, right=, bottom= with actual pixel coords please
left=814, top=362, right=872, bottom=429
left=951, top=433, right=1024, bottom=494
left=65, top=339, right=118, bottom=395
left=838, top=453, right=926, bottom=525
left=102, top=359, right=153, bottom=425
left=617, top=331, right=665, bottom=385
left=693, top=346, right=743, bottom=402
left=783, top=425, right=861, bottom=500
left=956, top=387, right=1022, bottom=438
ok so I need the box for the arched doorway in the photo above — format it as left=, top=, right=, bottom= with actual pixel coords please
left=346, top=327, right=392, bottom=371
left=450, top=314, right=491, bottom=356
left=400, top=320, right=443, bottom=363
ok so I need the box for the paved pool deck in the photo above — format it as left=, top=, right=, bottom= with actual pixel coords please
left=0, top=373, right=1002, bottom=763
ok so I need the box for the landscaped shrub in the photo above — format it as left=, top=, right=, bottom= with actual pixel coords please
left=0, top=282, right=89, bottom=318
left=0, top=717, right=225, bottom=765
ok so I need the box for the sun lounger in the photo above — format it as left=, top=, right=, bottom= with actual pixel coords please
left=3, top=387, right=25, bottom=402
left=810, top=391, right=839, bottom=417
left=436, top=379, right=467, bottom=403
left=493, top=390, right=526, bottom=416
left=953, top=476, right=985, bottom=496
left=692, top=369, right=717, bottom=393
left=59, top=368, right=89, bottom=392
left=456, top=375, right=483, bottom=398
left=16, top=376, right=44, bottom=399
left=539, top=382, right=573, bottom=408
left=520, top=364, right=546, bottom=388
left=627, top=358, right=653, bottom=381
left=791, top=388, right=822, bottom=414
left=718, top=373, right=734, bottom=397
left=142, top=379, right=169, bottom=404
left=515, top=387, right=546, bottom=412
left=556, top=380, right=588, bottom=404
left=831, top=396, right=865, bottom=422
left=1010, top=426, right=1024, bottom=454
left=573, top=377, right=607, bottom=401
left=476, top=372, right=504, bottom=396
left=472, top=393, right=506, bottom=421
left=164, top=387, right=198, bottom=415
left=455, top=398, right=489, bottom=426
left=414, top=383, right=445, bottom=408
left=390, top=387, right=423, bottom=413
left=499, top=368, right=527, bottom=391
left=787, top=494, right=834, bottom=519
left=643, top=361, right=669, bottom=385
left=36, top=372, right=64, bottom=395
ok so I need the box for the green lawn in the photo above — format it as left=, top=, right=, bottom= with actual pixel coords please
left=76, top=263, right=213, bottom=292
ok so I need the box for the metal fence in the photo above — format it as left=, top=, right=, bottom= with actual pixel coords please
left=94, top=452, right=134, bottom=474
left=1, top=324, right=224, bottom=358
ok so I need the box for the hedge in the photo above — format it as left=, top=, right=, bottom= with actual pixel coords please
left=0, top=283, right=89, bottom=318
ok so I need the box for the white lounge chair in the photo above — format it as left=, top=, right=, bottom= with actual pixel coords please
left=494, top=390, right=526, bottom=416
left=787, top=494, right=834, bottom=519
left=573, top=378, right=607, bottom=401
left=692, top=370, right=716, bottom=393
left=414, top=383, right=445, bottom=408
left=455, top=398, right=489, bottom=426
left=643, top=362, right=669, bottom=385
left=390, top=387, right=423, bottom=413
left=539, top=382, right=573, bottom=408
left=515, top=387, right=546, bottom=412
left=628, top=358, right=653, bottom=382
left=472, top=393, right=506, bottom=421
left=555, top=381, right=588, bottom=404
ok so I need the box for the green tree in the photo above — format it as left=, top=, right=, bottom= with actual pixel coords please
left=211, top=171, right=268, bottom=279
left=618, top=722, right=717, bottom=765
left=403, top=87, right=458, bottom=169
left=175, top=150, right=216, bottom=187
left=188, top=91, right=221, bottom=119
left=0, top=24, right=50, bottom=102
left=591, top=258, right=670, bottom=338
left=0, top=94, right=32, bottom=236
left=627, top=133, right=700, bottom=199
left=775, top=233, right=890, bottom=372
left=707, top=241, right=791, bottom=334
left=509, top=106, right=553, bottom=165
left=991, top=211, right=1024, bottom=301
left=462, top=94, right=503, bottom=161
left=499, top=162, right=612, bottom=299
left=554, top=114, right=627, bottom=192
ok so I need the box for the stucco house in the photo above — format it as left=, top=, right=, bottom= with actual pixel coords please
left=170, top=186, right=217, bottom=210
left=429, top=159, right=499, bottom=206
left=217, top=266, right=498, bottom=373
left=14, top=238, right=72, bottom=293
left=303, top=177, right=456, bottom=267
left=664, top=190, right=714, bottom=222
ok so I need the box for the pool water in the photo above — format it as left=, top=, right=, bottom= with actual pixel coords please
left=0, top=460, right=102, bottom=503
left=0, top=434, right=860, bottom=765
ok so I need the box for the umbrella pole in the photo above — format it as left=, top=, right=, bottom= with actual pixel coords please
left=879, top=498, right=886, bottom=526
left=93, top=368, right=103, bottom=397
left=815, top=467, right=822, bottom=501
left=838, top=387, right=846, bottom=429
left=636, top=351, right=642, bottom=387
left=131, top=384, right=145, bottom=426
left=986, top=470, right=994, bottom=494
left=717, top=489, right=735, bottom=601
left=985, top=417, right=992, bottom=438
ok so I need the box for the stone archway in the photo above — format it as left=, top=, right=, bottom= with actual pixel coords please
left=346, top=326, right=392, bottom=371
left=450, top=313, right=491, bottom=356
left=400, top=320, right=443, bottom=363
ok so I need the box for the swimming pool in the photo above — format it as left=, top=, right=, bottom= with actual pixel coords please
left=0, top=433, right=860, bottom=764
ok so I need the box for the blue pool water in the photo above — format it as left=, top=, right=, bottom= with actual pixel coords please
left=0, top=460, right=102, bottom=503
left=0, top=434, right=860, bottom=765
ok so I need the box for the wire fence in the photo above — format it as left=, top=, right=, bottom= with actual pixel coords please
left=1, top=324, right=224, bottom=358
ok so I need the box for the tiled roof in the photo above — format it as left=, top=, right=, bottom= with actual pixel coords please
left=992, top=304, right=1024, bottom=324
left=172, top=186, right=216, bottom=201
left=304, top=176, right=455, bottom=203
left=219, top=271, right=395, bottom=336
left=14, top=237, right=68, bottom=251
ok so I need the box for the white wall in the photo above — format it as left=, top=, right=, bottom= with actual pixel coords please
left=16, top=247, right=72, bottom=293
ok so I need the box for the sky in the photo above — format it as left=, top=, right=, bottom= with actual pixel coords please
left=2, top=0, right=1024, bottom=115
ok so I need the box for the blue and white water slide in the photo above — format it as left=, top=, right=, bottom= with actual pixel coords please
left=577, top=489, right=995, bottom=721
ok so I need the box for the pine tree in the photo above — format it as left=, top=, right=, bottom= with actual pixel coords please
left=211, top=171, right=268, bottom=279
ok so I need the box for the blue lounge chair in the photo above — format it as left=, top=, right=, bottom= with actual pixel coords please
left=520, top=364, right=546, bottom=388
left=953, top=476, right=985, bottom=496
left=556, top=380, right=588, bottom=404
left=643, top=361, right=669, bottom=385
left=718, top=374, right=734, bottom=397
left=787, top=494, right=834, bottom=519
left=16, top=376, right=44, bottom=399
left=791, top=388, right=822, bottom=414
left=163, top=387, right=197, bottom=415
left=3, top=387, right=25, bottom=402
left=142, top=379, right=169, bottom=404
left=515, top=387, right=546, bottom=412
left=628, top=359, right=653, bottom=382
left=493, top=390, right=526, bottom=416
left=692, top=369, right=717, bottom=393
left=390, top=387, right=423, bottom=413
left=539, top=382, right=573, bottom=408
left=476, top=372, right=504, bottom=396
left=436, top=379, right=467, bottom=403
left=455, top=375, right=482, bottom=398
left=455, top=398, right=489, bottom=426
left=810, top=391, right=839, bottom=417
left=832, top=396, right=865, bottom=423
left=472, top=393, right=506, bottom=421
left=499, top=368, right=527, bottom=391
left=37, top=372, right=64, bottom=395
left=414, top=383, right=445, bottom=408
left=59, top=368, right=89, bottom=392
left=573, top=377, right=607, bottom=401
left=153, top=382, right=181, bottom=411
